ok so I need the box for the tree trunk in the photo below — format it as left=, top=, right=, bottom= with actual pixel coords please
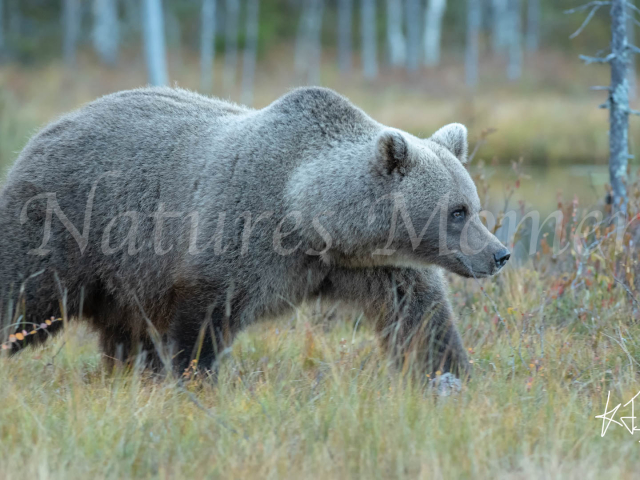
left=627, top=4, right=637, bottom=101
left=337, top=0, right=352, bottom=73
left=241, top=0, right=259, bottom=105
left=525, top=0, right=540, bottom=52
left=405, top=0, right=422, bottom=72
left=200, top=0, right=216, bottom=92
left=424, top=0, right=446, bottom=67
left=223, top=0, right=240, bottom=91
left=294, top=1, right=309, bottom=75
left=63, top=0, right=81, bottom=66
left=491, top=0, right=508, bottom=54
left=92, top=0, right=120, bottom=66
left=295, top=0, right=324, bottom=85
left=507, top=0, right=522, bottom=80
left=608, top=0, right=630, bottom=213
left=386, top=0, right=405, bottom=67
left=142, top=0, right=169, bottom=86
left=307, top=0, right=324, bottom=85
left=465, top=0, right=481, bottom=87
left=361, top=0, right=378, bottom=79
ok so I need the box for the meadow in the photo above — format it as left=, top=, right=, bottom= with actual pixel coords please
left=2, top=52, right=640, bottom=479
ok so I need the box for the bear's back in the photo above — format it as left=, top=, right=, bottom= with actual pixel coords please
left=89, top=87, right=251, bottom=122
left=4, top=87, right=250, bottom=190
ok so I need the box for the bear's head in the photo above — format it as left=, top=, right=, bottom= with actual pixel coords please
left=369, top=123, right=510, bottom=278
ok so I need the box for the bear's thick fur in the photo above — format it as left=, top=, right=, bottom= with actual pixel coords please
left=0, top=87, right=508, bottom=377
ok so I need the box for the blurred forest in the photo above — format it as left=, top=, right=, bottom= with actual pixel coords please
left=0, top=0, right=618, bottom=65
left=0, top=0, right=638, bottom=209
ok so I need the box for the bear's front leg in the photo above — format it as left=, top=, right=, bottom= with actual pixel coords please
left=319, top=266, right=471, bottom=380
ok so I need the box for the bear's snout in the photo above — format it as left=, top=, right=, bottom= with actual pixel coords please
left=493, top=248, right=511, bottom=270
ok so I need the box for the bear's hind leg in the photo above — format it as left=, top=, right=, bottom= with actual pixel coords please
left=169, top=299, right=238, bottom=376
left=93, top=302, right=167, bottom=372
left=98, top=323, right=167, bottom=372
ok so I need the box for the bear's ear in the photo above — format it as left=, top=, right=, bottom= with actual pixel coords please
left=375, top=129, right=410, bottom=176
left=430, top=123, right=469, bottom=164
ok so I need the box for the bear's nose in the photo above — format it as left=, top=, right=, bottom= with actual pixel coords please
left=493, top=248, right=511, bottom=269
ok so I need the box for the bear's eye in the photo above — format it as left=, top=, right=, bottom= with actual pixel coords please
left=451, top=208, right=466, bottom=221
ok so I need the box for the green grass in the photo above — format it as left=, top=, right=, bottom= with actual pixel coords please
left=2, top=263, right=640, bottom=479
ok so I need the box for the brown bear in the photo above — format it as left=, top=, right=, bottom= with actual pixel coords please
left=0, top=87, right=509, bottom=378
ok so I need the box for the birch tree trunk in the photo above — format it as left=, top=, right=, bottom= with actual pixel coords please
left=338, top=0, right=352, bottom=73
left=465, top=0, right=481, bottom=87
left=142, top=0, right=169, bottom=86
left=526, top=0, right=540, bottom=52
left=424, top=0, right=446, bottom=67
left=223, top=0, right=240, bottom=91
left=507, top=0, right=522, bottom=80
left=295, top=0, right=324, bottom=85
left=628, top=4, right=637, bottom=101
left=63, top=0, right=81, bottom=67
left=608, top=0, right=630, bottom=213
left=92, top=0, right=120, bottom=66
left=492, top=0, right=508, bottom=54
left=241, top=0, right=259, bottom=105
left=361, top=0, right=378, bottom=79
left=307, top=0, right=324, bottom=85
left=386, top=0, right=405, bottom=67
left=294, top=1, right=309, bottom=74
left=200, top=0, right=216, bottom=92
left=405, top=0, right=422, bottom=72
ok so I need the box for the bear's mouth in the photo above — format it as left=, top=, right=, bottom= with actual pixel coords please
left=454, top=255, right=492, bottom=279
